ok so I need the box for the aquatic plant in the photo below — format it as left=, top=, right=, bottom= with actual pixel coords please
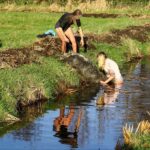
left=123, top=120, right=150, bottom=149
left=121, top=37, right=142, bottom=61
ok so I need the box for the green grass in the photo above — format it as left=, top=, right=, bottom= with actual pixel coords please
left=0, top=57, right=79, bottom=121
left=82, top=16, right=150, bottom=34
left=0, top=11, right=150, bottom=50
left=123, top=133, right=150, bottom=150
left=0, top=12, right=60, bottom=50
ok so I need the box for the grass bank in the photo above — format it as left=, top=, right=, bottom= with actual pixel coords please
left=0, top=57, right=79, bottom=121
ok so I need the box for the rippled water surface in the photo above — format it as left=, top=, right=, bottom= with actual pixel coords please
left=0, top=58, right=150, bottom=150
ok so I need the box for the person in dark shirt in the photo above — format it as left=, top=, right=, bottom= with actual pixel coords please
left=55, top=9, right=84, bottom=54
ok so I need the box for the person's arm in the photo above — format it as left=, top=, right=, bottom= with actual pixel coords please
left=100, top=70, right=115, bottom=85
left=78, top=27, right=84, bottom=46
left=100, top=75, right=114, bottom=85
left=76, top=19, right=84, bottom=46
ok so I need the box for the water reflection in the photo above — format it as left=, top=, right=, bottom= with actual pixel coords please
left=11, top=103, right=46, bottom=141
left=53, top=106, right=83, bottom=148
left=96, top=84, right=122, bottom=106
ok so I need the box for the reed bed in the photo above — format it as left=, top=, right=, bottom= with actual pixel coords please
left=123, top=120, right=150, bottom=149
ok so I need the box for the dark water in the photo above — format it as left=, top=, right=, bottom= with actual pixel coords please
left=0, top=58, right=150, bottom=150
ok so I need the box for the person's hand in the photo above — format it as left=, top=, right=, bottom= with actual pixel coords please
left=80, top=39, right=84, bottom=47
left=100, top=80, right=107, bottom=86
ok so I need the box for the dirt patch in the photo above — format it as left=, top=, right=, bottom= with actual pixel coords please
left=83, top=13, right=150, bottom=19
left=83, top=13, right=119, bottom=18
left=0, top=47, right=39, bottom=69
left=86, top=24, right=150, bottom=44
left=33, top=37, right=62, bottom=56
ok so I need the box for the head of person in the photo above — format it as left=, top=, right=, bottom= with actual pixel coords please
left=72, top=9, right=82, bottom=19
left=97, top=51, right=107, bottom=70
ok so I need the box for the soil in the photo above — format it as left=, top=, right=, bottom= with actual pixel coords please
left=83, top=13, right=150, bottom=19
left=0, top=47, right=39, bottom=69
left=86, top=24, right=150, bottom=44
left=83, top=13, right=119, bottom=18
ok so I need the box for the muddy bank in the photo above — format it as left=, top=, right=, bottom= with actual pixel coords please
left=83, top=13, right=119, bottom=18
left=0, top=36, right=89, bottom=69
left=1, top=24, right=150, bottom=69
left=83, top=13, right=150, bottom=19
left=87, top=24, right=150, bottom=44
left=0, top=37, right=103, bottom=83
left=0, top=47, right=40, bottom=68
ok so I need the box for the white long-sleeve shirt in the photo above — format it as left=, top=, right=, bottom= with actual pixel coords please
left=104, top=58, right=123, bottom=83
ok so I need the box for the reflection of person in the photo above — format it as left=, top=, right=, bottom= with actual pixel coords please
left=55, top=9, right=84, bottom=54
left=96, top=84, right=122, bottom=105
left=97, top=52, right=123, bottom=86
left=96, top=87, right=121, bottom=105
left=54, top=106, right=75, bottom=132
left=53, top=106, right=82, bottom=136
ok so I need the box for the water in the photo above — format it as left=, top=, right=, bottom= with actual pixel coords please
left=0, top=58, right=150, bottom=150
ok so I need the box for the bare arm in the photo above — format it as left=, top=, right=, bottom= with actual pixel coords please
left=78, top=27, right=84, bottom=46
left=100, top=71, right=115, bottom=85
left=100, top=75, right=114, bottom=84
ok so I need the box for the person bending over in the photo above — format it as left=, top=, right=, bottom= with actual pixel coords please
left=55, top=9, right=84, bottom=54
left=97, top=52, right=123, bottom=86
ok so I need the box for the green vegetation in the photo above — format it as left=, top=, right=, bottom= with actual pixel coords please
left=0, top=0, right=149, bottom=6
left=122, top=120, right=150, bottom=150
left=123, top=134, right=150, bottom=150
left=0, top=12, right=59, bottom=50
left=0, top=12, right=150, bottom=50
left=0, top=0, right=150, bottom=15
left=0, top=57, right=79, bottom=121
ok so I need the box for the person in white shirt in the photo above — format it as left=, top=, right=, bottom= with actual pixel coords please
left=97, top=51, right=123, bottom=85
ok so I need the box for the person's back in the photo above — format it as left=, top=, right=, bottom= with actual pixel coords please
left=55, top=13, right=73, bottom=31
left=104, top=58, right=123, bottom=83
left=97, top=51, right=123, bottom=85
left=55, top=12, right=81, bottom=32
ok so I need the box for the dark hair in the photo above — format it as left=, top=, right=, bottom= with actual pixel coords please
left=73, top=9, right=82, bottom=16
left=97, top=51, right=107, bottom=58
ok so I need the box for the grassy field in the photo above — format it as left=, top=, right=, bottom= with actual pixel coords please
left=0, top=11, right=150, bottom=50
